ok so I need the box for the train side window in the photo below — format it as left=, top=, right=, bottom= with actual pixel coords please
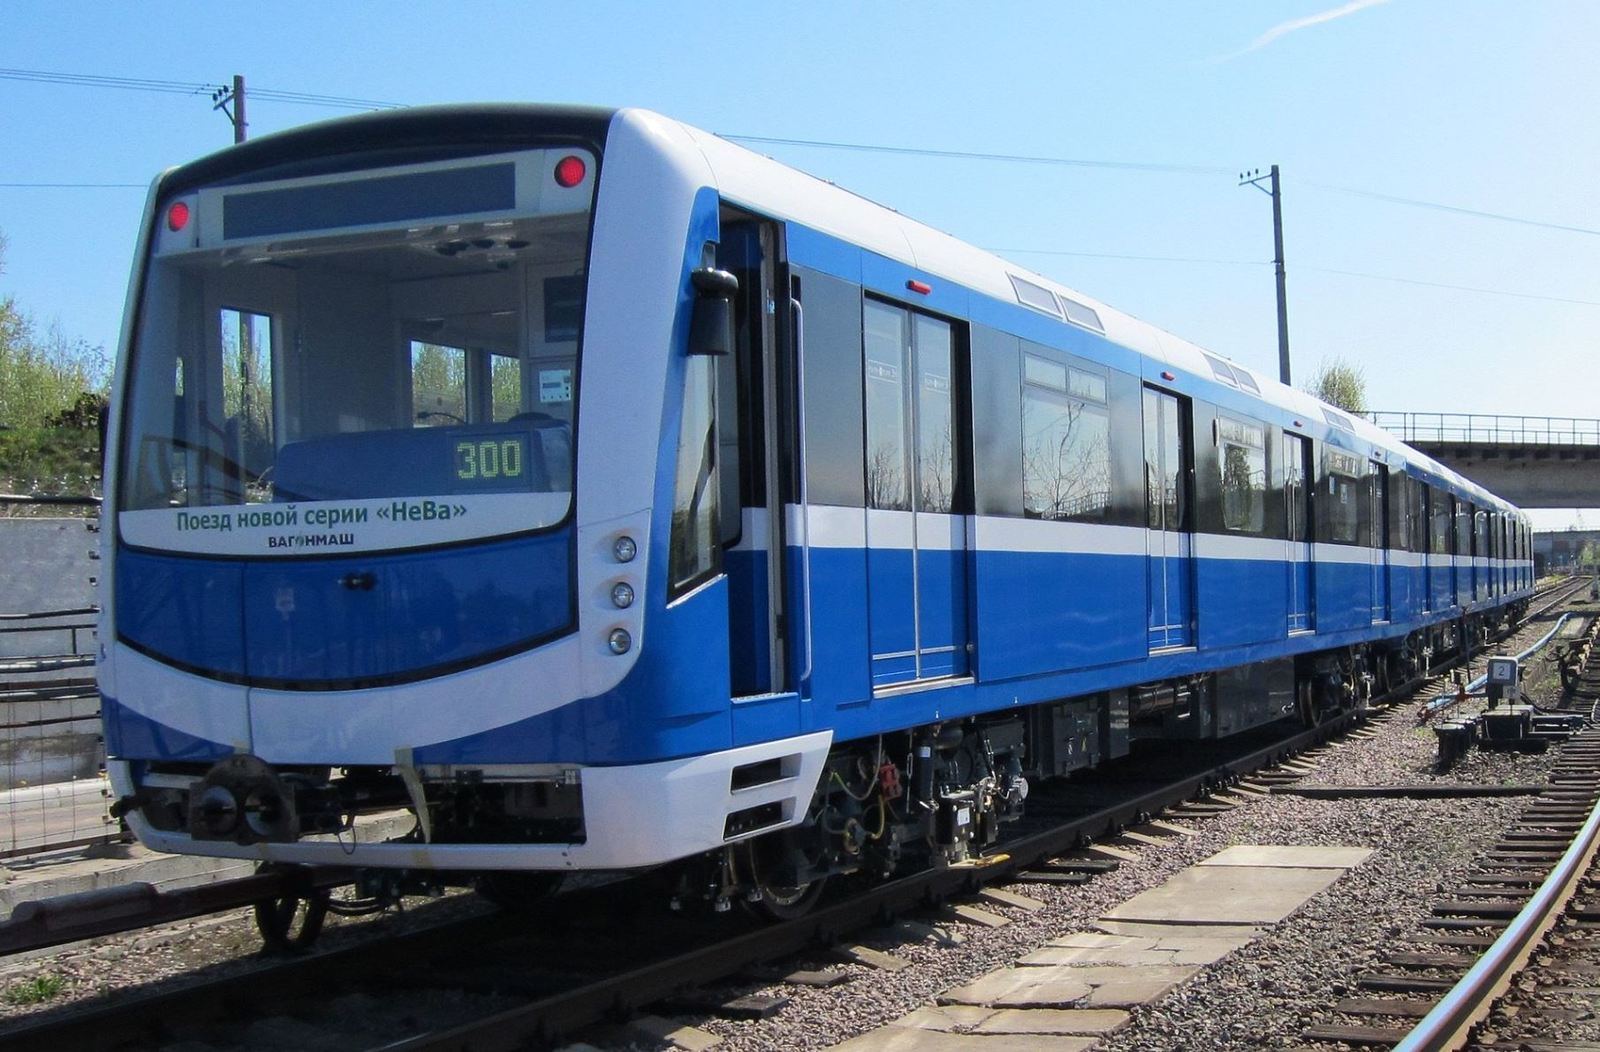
left=668, top=352, right=721, bottom=596
left=1430, top=488, right=1449, bottom=554
left=864, top=301, right=912, bottom=511
left=1021, top=352, right=1111, bottom=521
left=410, top=342, right=525, bottom=426
left=1323, top=448, right=1363, bottom=544
left=970, top=326, right=1023, bottom=518
left=1217, top=416, right=1266, bottom=533
left=1409, top=477, right=1427, bottom=552
left=1284, top=433, right=1310, bottom=542
left=411, top=342, right=468, bottom=424
left=1388, top=471, right=1409, bottom=551
left=913, top=315, right=957, bottom=513
left=219, top=307, right=276, bottom=487
left=490, top=353, right=522, bottom=422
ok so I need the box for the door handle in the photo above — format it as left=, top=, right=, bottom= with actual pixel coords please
left=339, top=571, right=376, bottom=591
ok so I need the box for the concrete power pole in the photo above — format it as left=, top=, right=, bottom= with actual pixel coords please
left=211, top=75, right=248, bottom=143
left=1239, top=165, right=1291, bottom=386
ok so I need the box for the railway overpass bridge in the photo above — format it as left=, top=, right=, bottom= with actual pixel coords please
left=1369, top=413, right=1600, bottom=509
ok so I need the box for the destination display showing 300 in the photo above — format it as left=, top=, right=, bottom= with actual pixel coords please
left=454, top=436, right=527, bottom=482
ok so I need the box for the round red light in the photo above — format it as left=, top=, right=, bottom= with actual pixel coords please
left=166, top=201, right=191, bottom=232
left=553, top=155, right=586, bottom=188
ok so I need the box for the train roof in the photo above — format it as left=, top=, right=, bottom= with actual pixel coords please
left=652, top=110, right=1518, bottom=517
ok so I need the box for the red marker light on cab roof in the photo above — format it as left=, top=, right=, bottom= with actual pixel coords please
left=553, top=155, right=586, bottom=188
left=1161, top=370, right=1176, bottom=381
left=906, top=279, right=931, bottom=295
left=166, top=201, right=190, bottom=232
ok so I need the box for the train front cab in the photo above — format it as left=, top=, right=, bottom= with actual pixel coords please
left=99, top=110, right=841, bottom=875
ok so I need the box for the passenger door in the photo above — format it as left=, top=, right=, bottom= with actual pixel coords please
left=1370, top=462, right=1390, bottom=622
left=863, top=299, right=969, bottom=688
left=1284, top=431, right=1313, bottom=632
left=717, top=218, right=788, bottom=697
left=1144, top=387, right=1193, bottom=649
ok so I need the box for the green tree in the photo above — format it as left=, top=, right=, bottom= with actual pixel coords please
left=0, top=234, right=108, bottom=428
left=1305, top=356, right=1368, bottom=414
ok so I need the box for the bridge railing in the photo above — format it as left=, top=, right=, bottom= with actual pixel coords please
left=1371, top=412, right=1600, bottom=447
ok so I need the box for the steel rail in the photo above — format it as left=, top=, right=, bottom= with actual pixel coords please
left=1394, top=776, right=1600, bottom=1051
left=1527, top=575, right=1589, bottom=621
left=0, top=866, right=357, bottom=955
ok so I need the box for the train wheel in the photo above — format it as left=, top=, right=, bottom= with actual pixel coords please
left=749, top=875, right=828, bottom=921
left=252, top=862, right=330, bottom=952
left=742, top=837, right=829, bottom=921
left=1295, top=679, right=1323, bottom=727
left=475, top=871, right=564, bottom=913
left=255, top=888, right=330, bottom=952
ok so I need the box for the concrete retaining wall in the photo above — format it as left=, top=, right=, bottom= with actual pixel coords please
left=1, top=517, right=101, bottom=793
left=0, top=517, right=97, bottom=616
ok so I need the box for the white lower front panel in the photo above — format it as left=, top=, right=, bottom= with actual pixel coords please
left=112, top=729, right=833, bottom=871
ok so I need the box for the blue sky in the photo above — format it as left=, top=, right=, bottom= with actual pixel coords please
left=3, top=1, right=1597, bottom=525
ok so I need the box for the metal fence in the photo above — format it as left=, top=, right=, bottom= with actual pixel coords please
left=1370, top=412, right=1600, bottom=447
left=0, top=606, right=117, bottom=859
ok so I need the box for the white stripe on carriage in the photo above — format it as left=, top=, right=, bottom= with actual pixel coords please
left=1192, top=533, right=1293, bottom=563
left=972, top=516, right=1147, bottom=557
left=785, top=504, right=867, bottom=549
left=915, top=512, right=967, bottom=552
left=779, top=507, right=1507, bottom=572
left=1313, top=542, right=1381, bottom=565
left=866, top=508, right=916, bottom=548
left=729, top=507, right=770, bottom=553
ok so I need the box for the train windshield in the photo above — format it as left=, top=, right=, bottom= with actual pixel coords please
left=117, top=149, right=593, bottom=556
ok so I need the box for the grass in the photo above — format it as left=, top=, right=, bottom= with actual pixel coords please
left=4, top=973, right=66, bottom=1005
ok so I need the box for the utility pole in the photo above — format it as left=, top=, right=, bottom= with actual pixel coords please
left=210, top=74, right=247, bottom=143
left=1239, top=165, right=1291, bottom=386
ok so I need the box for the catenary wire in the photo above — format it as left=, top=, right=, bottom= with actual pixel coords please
left=0, top=67, right=401, bottom=110
left=0, top=182, right=146, bottom=189
left=995, top=245, right=1600, bottom=306
left=726, top=132, right=1597, bottom=239
left=719, top=134, right=1233, bottom=176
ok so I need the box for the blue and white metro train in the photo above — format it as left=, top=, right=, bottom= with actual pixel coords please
left=101, top=105, right=1533, bottom=913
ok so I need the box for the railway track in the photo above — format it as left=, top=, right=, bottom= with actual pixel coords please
left=1299, top=738, right=1600, bottom=1050
left=1285, top=586, right=1600, bottom=1051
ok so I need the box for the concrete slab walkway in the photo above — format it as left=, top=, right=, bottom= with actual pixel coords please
left=824, top=843, right=1372, bottom=1050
